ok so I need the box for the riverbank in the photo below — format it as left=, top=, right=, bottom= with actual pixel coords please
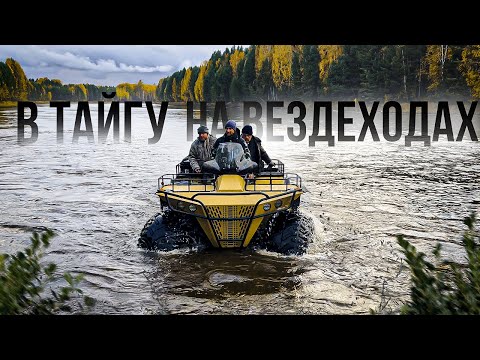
left=0, top=101, right=16, bottom=108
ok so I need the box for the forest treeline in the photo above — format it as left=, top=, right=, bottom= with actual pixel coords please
left=157, top=45, right=480, bottom=101
left=1, top=45, right=479, bottom=103
left=0, top=58, right=156, bottom=102
left=0, top=58, right=116, bottom=102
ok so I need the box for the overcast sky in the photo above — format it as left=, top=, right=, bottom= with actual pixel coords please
left=0, top=45, right=242, bottom=86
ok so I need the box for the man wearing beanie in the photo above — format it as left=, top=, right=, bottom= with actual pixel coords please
left=241, top=125, right=274, bottom=171
left=188, top=125, right=217, bottom=173
left=212, top=120, right=251, bottom=159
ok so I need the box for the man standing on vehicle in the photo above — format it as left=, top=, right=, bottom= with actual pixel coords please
left=188, top=125, right=217, bottom=173
left=212, top=120, right=251, bottom=159
left=241, top=125, right=274, bottom=171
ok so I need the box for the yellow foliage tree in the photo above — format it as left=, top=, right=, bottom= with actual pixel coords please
left=181, top=68, right=193, bottom=101
left=0, top=84, right=9, bottom=100
left=142, top=83, right=157, bottom=101
left=116, top=86, right=130, bottom=100
left=194, top=62, right=207, bottom=101
left=425, top=45, right=452, bottom=91
left=172, top=78, right=178, bottom=101
left=77, top=84, right=87, bottom=100
left=255, top=45, right=273, bottom=75
left=6, top=58, right=29, bottom=100
left=271, top=45, right=293, bottom=91
left=318, top=45, right=344, bottom=82
left=460, top=45, right=480, bottom=99
left=117, top=82, right=135, bottom=98
left=229, top=50, right=245, bottom=77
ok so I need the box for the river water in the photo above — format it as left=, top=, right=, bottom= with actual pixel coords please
left=0, top=102, right=479, bottom=314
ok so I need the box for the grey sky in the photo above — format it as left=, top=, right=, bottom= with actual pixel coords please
left=0, top=45, right=242, bottom=86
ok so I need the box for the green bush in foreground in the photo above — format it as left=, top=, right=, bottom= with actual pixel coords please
left=0, top=229, right=94, bottom=314
left=398, top=212, right=480, bottom=314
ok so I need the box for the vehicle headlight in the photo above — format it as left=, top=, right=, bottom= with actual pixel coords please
left=188, top=204, right=197, bottom=212
left=274, top=200, right=282, bottom=208
left=263, top=203, right=271, bottom=211
left=177, top=201, right=186, bottom=210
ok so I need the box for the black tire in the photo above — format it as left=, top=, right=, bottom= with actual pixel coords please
left=137, top=212, right=174, bottom=251
left=268, top=210, right=314, bottom=255
left=249, top=216, right=274, bottom=249
left=138, top=210, right=204, bottom=251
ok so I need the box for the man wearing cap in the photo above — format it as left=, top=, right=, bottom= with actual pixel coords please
left=241, top=125, right=274, bottom=171
left=188, top=125, right=217, bottom=173
left=212, top=120, right=251, bottom=158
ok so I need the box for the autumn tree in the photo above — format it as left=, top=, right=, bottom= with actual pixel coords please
left=194, top=62, right=207, bottom=101
left=424, top=45, right=468, bottom=97
left=255, top=45, right=273, bottom=75
left=425, top=45, right=452, bottom=92
left=203, top=60, right=217, bottom=102
left=460, top=45, right=480, bottom=99
left=6, top=58, right=29, bottom=100
left=181, top=68, right=193, bottom=101
left=272, top=45, right=293, bottom=94
left=171, top=78, right=178, bottom=101
left=190, top=67, right=199, bottom=100
left=0, top=62, right=13, bottom=100
left=116, top=86, right=130, bottom=100
left=230, top=49, right=245, bottom=78
left=318, top=45, right=343, bottom=83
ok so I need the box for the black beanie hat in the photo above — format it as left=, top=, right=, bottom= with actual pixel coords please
left=242, top=125, right=253, bottom=135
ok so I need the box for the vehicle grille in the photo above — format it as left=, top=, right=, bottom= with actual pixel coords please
left=218, top=240, right=243, bottom=248
left=206, top=205, right=255, bottom=242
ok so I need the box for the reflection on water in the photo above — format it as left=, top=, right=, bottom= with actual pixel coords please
left=0, top=103, right=479, bottom=314
left=0, top=106, right=15, bottom=129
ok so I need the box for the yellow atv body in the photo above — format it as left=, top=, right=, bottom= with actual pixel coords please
left=156, top=170, right=302, bottom=249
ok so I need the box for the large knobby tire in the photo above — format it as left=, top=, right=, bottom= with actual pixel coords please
left=268, top=211, right=314, bottom=255
left=138, top=210, right=203, bottom=251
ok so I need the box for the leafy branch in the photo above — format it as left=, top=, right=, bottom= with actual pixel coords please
left=0, top=229, right=95, bottom=314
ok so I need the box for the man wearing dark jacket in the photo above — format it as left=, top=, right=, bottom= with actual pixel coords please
left=212, top=120, right=251, bottom=158
left=188, top=125, right=217, bottom=173
left=241, top=125, right=274, bottom=170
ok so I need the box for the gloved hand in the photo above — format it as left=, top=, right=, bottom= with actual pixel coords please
left=267, top=161, right=274, bottom=168
left=194, top=168, right=201, bottom=173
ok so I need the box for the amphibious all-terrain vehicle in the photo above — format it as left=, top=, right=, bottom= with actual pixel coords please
left=138, top=143, right=312, bottom=254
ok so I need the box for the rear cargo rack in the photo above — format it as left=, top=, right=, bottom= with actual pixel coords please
left=159, top=159, right=300, bottom=192
left=258, top=159, right=285, bottom=175
left=158, top=173, right=217, bottom=192
left=244, top=172, right=302, bottom=191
